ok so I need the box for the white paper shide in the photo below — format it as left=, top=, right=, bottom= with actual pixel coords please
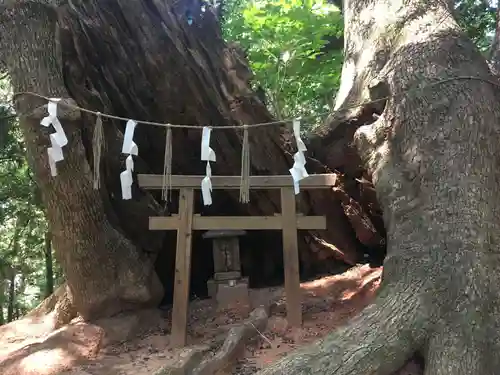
left=40, top=99, right=68, bottom=177
left=201, top=126, right=216, bottom=205
left=289, top=119, right=309, bottom=194
left=39, top=98, right=310, bottom=202
left=120, top=120, right=138, bottom=200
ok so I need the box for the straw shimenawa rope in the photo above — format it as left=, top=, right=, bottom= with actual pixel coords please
left=92, top=113, right=104, bottom=190
left=12, top=76, right=500, bottom=197
left=13, top=76, right=500, bottom=131
left=162, top=125, right=173, bottom=201
left=239, top=125, right=250, bottom=203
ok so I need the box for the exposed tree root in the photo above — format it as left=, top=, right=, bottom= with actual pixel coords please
left=27, top=283, right=78, bottom=329
left=193, top=307, right=268, bottom=375
left=255, top=290, right=423, bottom=375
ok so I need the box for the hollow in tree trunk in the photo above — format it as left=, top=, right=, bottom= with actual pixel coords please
left=0, top=0, right=384, bottom=320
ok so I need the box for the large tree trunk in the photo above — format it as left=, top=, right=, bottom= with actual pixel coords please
left=0, top=0, right=385, bottom=319
left=256, top=0, right=500, bottom=374
left=0, top=3, right=163, bottom=320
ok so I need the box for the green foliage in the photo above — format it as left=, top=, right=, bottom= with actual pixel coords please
left=0, top=78, right=61, bottom=321
left=221, top=0, right=499, bottom=133
left=455, top=0, right=496, bottom=52
left=222, top=0, right=344, bottom=128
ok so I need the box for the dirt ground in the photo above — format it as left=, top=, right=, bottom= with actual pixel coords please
left=0, top=265, right=387, bottom=375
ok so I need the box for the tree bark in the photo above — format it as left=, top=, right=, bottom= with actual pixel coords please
left=490, top=6, right=500, bottom=74
left=0, top=3, right=163, bottom=320
left=28, top=283, right=77, bottom=328
left=256, top=0, right=500, bottom=374
left=7, top=271, right=16, bottom=323
left=44, top=231, right=54, bottom=298
left=0, top=279, right=4, bottom=326
left=6, top=273, right=15, bottom=323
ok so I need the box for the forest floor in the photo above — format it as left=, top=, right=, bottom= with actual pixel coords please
left=0, top=264, right=400, bottom=375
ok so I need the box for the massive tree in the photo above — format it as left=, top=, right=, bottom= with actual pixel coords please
left=0, top=0, right=382, bottom=321
left=256, top=0, right=500, bottom=374
left=3, top=0, right=499, bottom=373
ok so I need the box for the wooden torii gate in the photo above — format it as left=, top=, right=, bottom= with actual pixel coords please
left=138, top=173, right=337, bottom=347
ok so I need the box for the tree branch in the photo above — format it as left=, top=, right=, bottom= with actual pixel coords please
left=490, top=7, right=500, bottom=75
left=0, top=114, right=16, bottom=121
left=326, top=0, right=342, bottom=11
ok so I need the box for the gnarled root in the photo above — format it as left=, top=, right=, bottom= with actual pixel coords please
left=27, top=283, right=77, bottom=329
left=255, top=289, right=425, bottom=375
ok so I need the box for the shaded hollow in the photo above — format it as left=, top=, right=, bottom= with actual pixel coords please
left=54, top=0, right=387, bottom=308
left=153, top=158, right=387, bottom=304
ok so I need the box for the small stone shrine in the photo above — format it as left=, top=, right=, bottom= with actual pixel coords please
left=203, top=230, right=250, bottom=310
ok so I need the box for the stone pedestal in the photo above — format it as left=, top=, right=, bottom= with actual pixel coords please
left=207, top=271, right=241, bottom=297
left=215, top=277, right=250, bottom=312
left=207, top=277, right=251, bottom=312
left=203, top=230, right=249, bottom=311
